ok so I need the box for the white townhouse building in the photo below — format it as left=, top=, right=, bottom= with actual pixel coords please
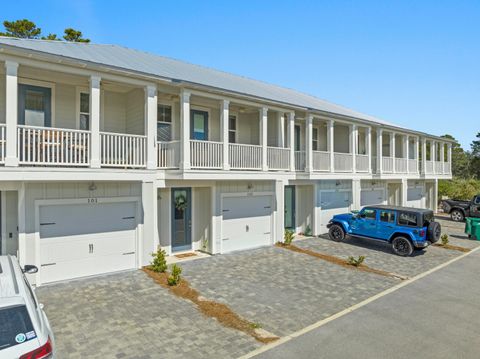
left=0, top=37, right=453, bottom=285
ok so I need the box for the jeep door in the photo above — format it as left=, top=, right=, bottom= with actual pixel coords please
left=470, top=196, right=480, bottom=218
left=354, top=208, right=377, bottom=237
left=376, top=210, right=396, bottom=240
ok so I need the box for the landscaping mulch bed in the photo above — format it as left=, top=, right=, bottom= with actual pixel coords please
left=433, top=243, right=470, bottom=253
left=142, top=268, right=278, bottom=344
left=276, top=243, right=407, bottom=280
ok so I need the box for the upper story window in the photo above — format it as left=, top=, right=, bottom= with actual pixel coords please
left=157, top=104, right=172, bottom=141
left=79, top=92, right=90, bottom=130
left=229, top=115, right=237, bottom=143
left=312, top=128, right=318, bottom=151
left=19, top=84, right=51, bottom=127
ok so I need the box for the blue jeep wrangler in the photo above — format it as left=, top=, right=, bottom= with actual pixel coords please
left=327, top=205, right=441, bottom=256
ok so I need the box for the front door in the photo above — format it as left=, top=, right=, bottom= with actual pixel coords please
left=171, top=188, right=192, bottom=252
left=284, top=186, right=296, bottom=229
left=191, top=110, right=209, bottom=140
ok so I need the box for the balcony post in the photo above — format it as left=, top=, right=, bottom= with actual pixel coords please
left=421, top=137, right=427, bottom=174
left=327, top=119, right=334, bottom=172
left=391, top=132, right=396, bottom=172
left=259, top=107, right=268, bottom=171
left=180, top=90, right=191, bottom=170
left=305, top=113, right=313, bottom=173
left=350, top=124, right=357, bottom=173
left=366, top=127, right=372, bottom=174
left=287, top=112, right=295, bottom=171
left=4, top=61, right=19, bottom=167
left=145, top=85, right=157, bottom=170
left=220, top=99, right=230, bottom=170
left=89, top=75, right=101, bottom=168
left=376, top=128, right=383, bottom=174
left=431, top=140, right=436, bottom=174
left=440, top=142, right=445, bottom=174
left=404, top=135, right=409, bottom=173
left=277, top=112, right=285, bottom=147
left=414, top=136, right=419, bottom=173
left=447, top=142, right=452, bottom=173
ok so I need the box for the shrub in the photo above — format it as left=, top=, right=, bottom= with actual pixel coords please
left=304, top=225, right=312, bottom=237
left=284, top=229, right=295, bottom=245
left=441, top=234, right=449, bottom=246
left=348, top=255, right=365, bottom=267
left=167, top=263, right=182, bottom=286
left=151, top=248, right=167, bottom=273
left=439, top=178, right=480, bottom=201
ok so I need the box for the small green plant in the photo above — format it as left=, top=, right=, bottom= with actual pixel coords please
left=284, top=229, right=295, bottom=245
left=441, top=234, right=449, bottom=246
left=151, top=248, right=167, bottom=273
left=202, top=238, right=209, bottom=251
left=249, top=322, right=262, bottom=329
left=304, top=225, right=312, bottom=237
left=167, top=263, right=182, bottom=286
left=348, top=255, right=365, bottom=267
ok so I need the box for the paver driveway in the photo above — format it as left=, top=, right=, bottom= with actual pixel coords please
left=35, top=216, right=476, bottom=359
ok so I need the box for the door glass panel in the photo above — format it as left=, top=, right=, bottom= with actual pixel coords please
left=192, top=112, right=207, bottom=140
left=25, top=90, right=46, bottom=127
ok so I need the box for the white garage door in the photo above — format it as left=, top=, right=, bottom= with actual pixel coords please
left=361, top=189, right=385, bottom=206
left=221, top=195, right=272, bottom=253
left=39, top=201, right=137, bottom=284
left=407, top=187, right=424, bottom=208
left=319, top=191, right=351, bottom=233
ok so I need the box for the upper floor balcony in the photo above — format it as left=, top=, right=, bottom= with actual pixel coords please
left=0, top=60, right=452, bottom=177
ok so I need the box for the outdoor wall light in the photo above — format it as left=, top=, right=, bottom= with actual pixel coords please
left=247, top=183, right=254, bottom=190
left=89, top=182, right=97, bottom=191
left=335, top=180, right=341, bottom=186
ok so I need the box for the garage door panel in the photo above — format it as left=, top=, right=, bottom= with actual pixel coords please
left=319, top=191, right=351, bottom=233
left=407, top=187, right=424, bottom=208
left=361, top=189, right=385, bottom=206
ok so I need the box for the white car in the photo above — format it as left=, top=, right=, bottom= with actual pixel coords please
left=0, top=255, right=55, bottom=359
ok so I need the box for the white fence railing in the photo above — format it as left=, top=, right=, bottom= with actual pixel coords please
left=382, top=156, right=394, bottom=173
left=334, top=153, right=353, bottom=172
left=229, top=143, right=262, bottom=170
left=0, top=124, right=5, bottom=164
left=157, top=141, right=180, bottom=168
left=295, top=151, right=305, bottom=171
left=18, top=125, right=90, bottom=166
left=100, top=132, right=146, bottom=168
left=435, top=161, right=444, bottom=174
left=190, top=140, right=223, bottom=169
left=408, top=159, right=418, bottom=173
left=312, top=151, right=330, bottom=171
left=425, top=161, right=434, bottom=174
left=356, top=154, right=369, bottom=172
left=372, top=156, right=378, bottom=173
left=444, top=162, right=451, bottom=174
left=395, top=158, right=408, bottom=173
left=267, top=147, right=289, bottom=170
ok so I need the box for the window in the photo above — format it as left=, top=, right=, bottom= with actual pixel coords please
left=312, top=128, right=318, bottom=151
left=229, top=115, right=237, bottom=143
left=380, top=211, right=395, bottom=223
left=0, top=305, right=36, bottom=350
left=157, top=104, right=172, bottom=141
left=362, top=209, right=376, bottom=220
left=398, top=212, right=418, bottom=227
left=79, top=92, right=90, bottom=130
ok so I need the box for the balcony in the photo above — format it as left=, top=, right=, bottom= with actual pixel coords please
left=230, top=143, right=262, bottom=170
left=100, top=132, right=146, bottom=168
left=312, top=151, right=330, bottom=172
left=267, top=147, right=290, bottom=171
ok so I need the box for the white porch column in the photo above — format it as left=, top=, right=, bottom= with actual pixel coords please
left=433, top=179, right=439, bottom=212
left=141, top=181, right=158, bottom=266
left=180, top=90, right=191, bottom=170
left=259, top=107, right=268, bottom=171
left=415, top=137, right=419, bottom=172
left=376, top=128, right=383, bottom=174
left=401, top=178, right=408, bottom=207
left=440, top=142, right=445, bottom=174
left=431, top=140, right=436, bottom=173
left=5, top=61, right=19, bottom=167
left=350, top=124, right=357, bottom=173
left=391, top=132, right=396, bottom=172
left=352, top=179, right=361, bottom=211
left=287, top=112, right=295, bottom=171
left=447, top=143, right=452, bottom=173
left=274, top=180, right=285, bottom=244
left=277, top=112, right=285, bottom=147
left=327, top=119, right=334, bottom=172
left=17, top=183, right=26, bottom=267
left=305, top=113, right=313, bottom=173
left=404, top=135, right=409, bottom=160
left=210, top=185, right=218, bottom=254
left=89, top=75, right=101, bottom=168
left=220, top=100, right=230, bottom=170
left=421, top=137, right=427, bottom=174
left=145, top=85, right=157, bottom=170
left=366, top=127, right=372, bottom=174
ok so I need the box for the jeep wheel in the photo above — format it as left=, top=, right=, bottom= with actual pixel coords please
left=427, top=222, right=442, bottom=243
left=450, top=209, right=464, bottom=222
left=391, top=236, right=414, bottom=256
left=329, top=224, right=346, bottom=242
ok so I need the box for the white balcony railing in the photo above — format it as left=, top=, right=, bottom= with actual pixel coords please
left=190, top=140, right=223, bottom=169
left=395, top=158, right=408, bottom=173
left=18, top=125, right=90, bottom=166
left=382, top=156, right=394, bottom=173
left=425, top=161, right=434, bottom=174
left=312, top=151, right=330, bottom=172
left=408, top=159, right=418, bottom=173
left=334, top=153, right=353, bottom=172
left=356, top=154, right=369, bottom=172
left=229, top=143, right=261, bottom=170
left=267, top=146, right=290, bottom=170
left=435, top=161, right=443, bottom=174
left=157, top=140, right=180, bottom=168
left=372, top=156, right=378, bottom=173
left=101, top=132, right=146, bottom=168
left=294, top=151, right=305, bottom=171
left=0, top=124, right=5, bottom=164
left=444, top=162, right=451, bottom=174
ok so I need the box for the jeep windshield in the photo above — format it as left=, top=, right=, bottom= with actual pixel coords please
left=0, top=304, right=35, bottom=350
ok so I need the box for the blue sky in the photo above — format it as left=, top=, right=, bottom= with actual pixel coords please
left=2, top=0, right=479, bottom=148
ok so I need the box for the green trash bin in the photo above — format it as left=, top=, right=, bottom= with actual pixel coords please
left=465, top=217, right=480, bottom=238
left=473, top=222, right=480, bottom=241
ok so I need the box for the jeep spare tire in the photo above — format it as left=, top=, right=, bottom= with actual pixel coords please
left=428, top=222, right=441, bottom=243
left=329, top=224, right=345, bottom=242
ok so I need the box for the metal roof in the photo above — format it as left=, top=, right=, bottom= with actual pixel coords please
left=0, top=37, right=451, bottom=140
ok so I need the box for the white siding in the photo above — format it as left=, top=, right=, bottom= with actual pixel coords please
left=267, top=111, right=277, bottom=146
left=55, top=83, right=76, bottom=129
left=296, top=185, right=314, bottom=233
left=125, top=88, right=145, bottom=135
left=158, top=188, right=171, bottom=249
left=0, top=74, right=5, bottom=124
left=237, top=112, right=259, bottom=145
left=334, top=124, right=350, bottom=153
left=103, top=90, right=127, bottom=133
left=192, top=187, right=211, bottom=251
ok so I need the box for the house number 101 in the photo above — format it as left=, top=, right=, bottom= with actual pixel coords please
left=88, top=198, right=98, bottom=204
